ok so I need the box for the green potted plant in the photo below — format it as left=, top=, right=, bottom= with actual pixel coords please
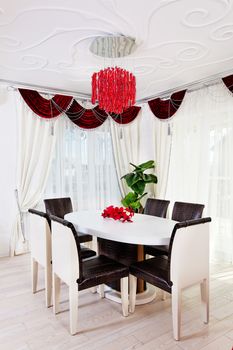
left=121, top=160, right=157, bottom=212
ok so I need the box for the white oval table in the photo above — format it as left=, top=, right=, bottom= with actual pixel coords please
left=65, top=211, right=177, bottom=304
left=65, top=211, right=177, bottom=245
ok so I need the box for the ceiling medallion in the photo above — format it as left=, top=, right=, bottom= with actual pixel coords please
left=90, top=35, right=136, bottom=114
left=90, top=35, right=136, bottom=58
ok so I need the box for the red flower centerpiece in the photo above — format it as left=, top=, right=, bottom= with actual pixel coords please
left=101, top=205, right=134, bottom=222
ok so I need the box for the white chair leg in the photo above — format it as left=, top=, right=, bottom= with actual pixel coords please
left=120, top=277, right=129, bottom=317
left=161, top=290, right=167, bottom=301
left=52, top=273, right=61, bottom=314
left=69, top=284, right=79, bottom=335
left=31, top=257, right=38, bottom=294
left=91, top=286, right=97, bottom=294
left=171, top=287, right=182, bottom=341
left=200, top=278, right=209, bottom=324
left=99, top=284, right=105, bottom=298
left=92, top=236, right=98, bottom=253
left=85, top=241, right=92, bottom=249
left=129, top=274, right=137, bottom=313
left=45, top=263, right=52, bottom=308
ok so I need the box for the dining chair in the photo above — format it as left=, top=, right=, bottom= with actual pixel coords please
left=172, top=201, right=205, bottom=222
left=143, top=198, right=170, bottom=257
left=50, top=215, right=129, bottom=335
left=144, top=198, right=170, bottom=217
left=28, top=209, right=96, bottom=308
left=129, top=217, right=211, bottom=340
left=97, top=199, right=170, bottom=295
left=28, top=209, right=52, bottom=308
left=145, top=201, right=205, bottom=257
left=44, top=197, right=93, bottom=245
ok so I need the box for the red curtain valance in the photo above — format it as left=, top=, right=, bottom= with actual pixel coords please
left=19, top=89, right=73, bottom=118
left=66, top=101, right=141, bottom=128
left=148, top=90, right=186, bottom=120
left=222, top=74, right=233, bottom=93
left=65, top=100, right=108, bottom=129
left=18, top=89, right=141, bottom=128
left=109, top=106, right=141, bottom=124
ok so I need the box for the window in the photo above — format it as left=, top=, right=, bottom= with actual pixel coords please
left=209, top=123, right=233, bottom=262
left=45, top=117, right=121, bottom=210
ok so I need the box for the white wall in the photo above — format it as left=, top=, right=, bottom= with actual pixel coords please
left=0, top=87, right=17, bottom=257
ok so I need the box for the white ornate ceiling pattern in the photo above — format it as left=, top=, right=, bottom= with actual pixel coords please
left=0, top=0, right=233, bottom=100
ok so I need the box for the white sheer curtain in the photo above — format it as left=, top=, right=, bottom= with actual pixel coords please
left=110, top=107, right=159, bottom=203
left=11, top=93, right=57, bottom=255
left=45, top=116, right=121, bottom=210
left=148, top=106, right=172, bottom=199
left=110, top=105, right=172, bottom=203
left=110, top=114, right=141, bottom=197
left=166, top=82, right=233, bottom=263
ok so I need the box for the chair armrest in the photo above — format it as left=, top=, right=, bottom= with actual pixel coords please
left=28, top=208, right=50, bottom=220
left=175, top=217, right=211, bottom=229
left=50, top=215, right=80, bottom=241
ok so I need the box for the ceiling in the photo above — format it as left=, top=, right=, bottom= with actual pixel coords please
left=0, top=0, right=233, bottom=100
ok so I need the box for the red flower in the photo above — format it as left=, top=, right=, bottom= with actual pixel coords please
left=101, top=206, right=134, bottom=222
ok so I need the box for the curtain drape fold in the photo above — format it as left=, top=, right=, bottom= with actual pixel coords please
left=166, top=82, right=233, bottom=263
left=11, top=93, right=58, bottom=255
left=148, top=90, right=186, bottom=120
left=110, top=117, right=141, bottom=198
left=18, top=89, right=141, bottom=129
left=110, top=107, right=157, bottom=202
left=109, top=106, right=141, bottom=124
left=66, top=100, right=108, bottom=129
left=19, top=89, right=73, bottom=118
left=150, top=113, right=172, bottom=199
left=222, top=74, right=233, bottom=93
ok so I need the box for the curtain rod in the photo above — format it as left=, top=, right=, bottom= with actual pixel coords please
left=0, top=67, right=232, bottom=104
left=136, top=70, right=228, bottom=104
left=0, top=78, right=91, bottom=100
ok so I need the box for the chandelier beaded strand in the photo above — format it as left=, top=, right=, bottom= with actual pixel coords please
left=91, top=66, right=136, bottom=114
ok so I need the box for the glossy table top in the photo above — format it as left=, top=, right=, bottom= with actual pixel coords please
left=65, top=211, right=177, bottom=246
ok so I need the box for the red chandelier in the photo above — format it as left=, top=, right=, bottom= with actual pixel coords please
left=91, top=66, right=136, bottom=114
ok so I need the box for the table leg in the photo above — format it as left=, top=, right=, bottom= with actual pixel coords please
left=137, top=244, right=145, bottom=293
left=97, top=238, right=138, bottom=292
left=98, top=238, right=156, bottom=304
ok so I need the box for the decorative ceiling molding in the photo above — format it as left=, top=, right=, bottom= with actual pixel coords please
left=182, top=0, right=232, bottom=27
left=0, top=0, right=233, bottom=99
left=0, top=7, right=121, bottom=30
left=211, top=23, right=233, bottom=41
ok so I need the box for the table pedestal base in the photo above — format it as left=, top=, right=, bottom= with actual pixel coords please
left=102, top=284, right=157, bottom=305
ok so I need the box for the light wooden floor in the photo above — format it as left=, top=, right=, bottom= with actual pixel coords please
left=0, top=254, right=233, bottom=350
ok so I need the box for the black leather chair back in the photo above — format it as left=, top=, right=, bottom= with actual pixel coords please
left=144, top=198, right=170, bottom=218
left=44, top=197, right=73, bottom=218
left=171, top=201, right=204, bottom=222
